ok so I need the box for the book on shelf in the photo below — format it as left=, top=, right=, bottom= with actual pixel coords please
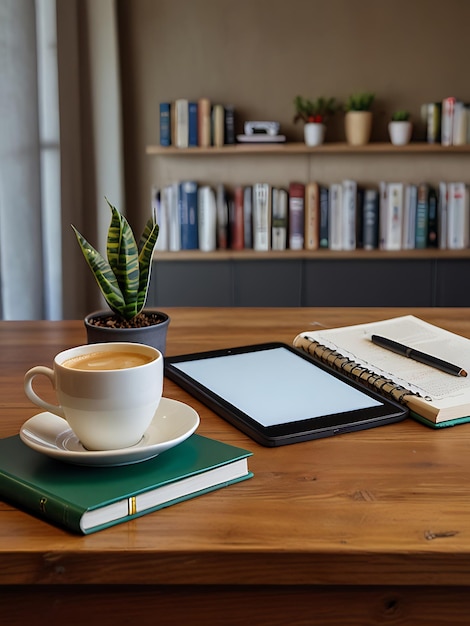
left=319, top=185, right=329, bottom=248
left=425, top=102, right=441, bottom=144
left=271, top=187, right=288, bottom=251
left=152, top=186, right=169, bottom=251
left=328, top=182, right=343, bottom=251
left=415, top=182, right=430, bottom=249
left=426, top=185, right=438, bottom=248
left=355, top=186, right=364, bottom=250
left=198, top=98, right=211, bottom=148
left=159, top=102, right=171, bottom=146
left=224, top=105, right=236, bottom=145
left=212, top=104, right=225, bottom=147
left=166, top=183, right=181, bottom=252
left=447, top=181, right=469, bottom=249
left=174, top=98, right=189, bottom=148
left=197, top=185, right=217, bottom=251
left=438, top=181, right=448, bottom=250
left=178, top=181, right=199, bottom=249
left=252, top=183, right=271, bottom=251
left=402, top=183, right=417, bottom=250
left=362, top=187, right=380, bottom=250
left=293, top=315, right=470, bottom=428
left=243, top=186, right=253, bottom=249
left=216, top=183, right=229, bottom=249
left=441, top=97, right=456, bottom=146
left=304, top=182, right=320, bottom=250
left=0, top=434, right=253, bottom=535
left=230, top=186, right=245, bottom=250
left=288, top=182, right=305, bottom=250
left=341, top=179, right=357, bottom=251
left=381, top=182, right=404, bottom=251
left=188, top=101, right=199, bottom=147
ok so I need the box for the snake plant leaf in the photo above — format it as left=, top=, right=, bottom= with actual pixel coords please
left=105, top=200, right=140, bottom=319
left=136, top=218, right=159, bottom=314
left=72, top=226, right=126, bottom=315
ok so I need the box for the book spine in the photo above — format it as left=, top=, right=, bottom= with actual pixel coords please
left=415, top=183, right=429, bottom=249
left=212, top=104, right=225, bottom=147
left=426, top=102, right=441, bottom=144
left=427, top=185, right=438, bottom=248
left=402, top=184, right=417, bottom=250
left=167, top=183, right=180, bottom=251
left=452, top=100, right=466, bottom=145
left=383, top=182, right=403, bottom=251
left=319, top=185, right=329, bottom=248
left=159, top=102, right=171, bottom=146
left=188, top=102, right=198, bottom=147
left=288, top=182, right=305, bottom=250
left=271, top=187, right=288, bottom=251
left=230, top=186, right=245, bottom=250
left=197, top=186, right=217, bottom=252
left=178, top=181, right=199, bottom=249
left=341, top=179, right=357, bottom=251
left=243, top=186, right=253, bottom=249
left=197, top=98, right=211, bottom=148
left=174, top=98, right=189, bottom=148
left=224, top=105, right=236, bottom=145
left=447, top=182, right=467, bottom=249
left=216, top=183, right=228, bottom=249
left=378, top=181, right=388, bottom=249
left=438, top=182, right=448, bottom=250
left=152, top=186, right=168, bottom=251
left=362, top=188, right=379, bottom=250
left=304, top=182, right=319, bottom=250
left=252, top=183, right=271, bottom=251
left=328, top=183, right=342, bottom=251
left=441, top=97, right=455, bottom=146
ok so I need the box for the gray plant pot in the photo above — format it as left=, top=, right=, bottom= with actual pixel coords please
left=84, top=309, right=170, bottom=355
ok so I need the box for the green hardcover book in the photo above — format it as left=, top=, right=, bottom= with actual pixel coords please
left=0, top=434, right=253, bottom=534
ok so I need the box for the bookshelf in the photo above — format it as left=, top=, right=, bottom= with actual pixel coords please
left=146, top=142, right=470, bottom=307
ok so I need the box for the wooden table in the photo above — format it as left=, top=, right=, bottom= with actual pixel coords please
left=2, top=308, right=470, bottom=625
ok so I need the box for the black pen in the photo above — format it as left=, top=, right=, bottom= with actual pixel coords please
left=370, top=335, right=468, bottom=378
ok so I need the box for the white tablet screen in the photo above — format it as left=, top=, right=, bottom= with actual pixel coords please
left=171, top=346, right=382, bottom=427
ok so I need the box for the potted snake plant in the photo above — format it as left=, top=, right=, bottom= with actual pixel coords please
left=343, top=92, right=375, bottom=145
left=72, top=199, right=170, bottom=354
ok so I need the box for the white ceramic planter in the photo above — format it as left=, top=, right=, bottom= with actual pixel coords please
left=388, top=120, right=412, bottom=146
left=344, top=111, right=373, bottom=146
left=304, top=122, right=326, bottom=146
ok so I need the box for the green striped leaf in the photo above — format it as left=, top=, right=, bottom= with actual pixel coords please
left=72, top=226, right=126, bottom=314
left=136, top=218, right=159, bottom=313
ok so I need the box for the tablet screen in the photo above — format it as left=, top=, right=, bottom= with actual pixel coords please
left=171, top=346, right=381, bottom=426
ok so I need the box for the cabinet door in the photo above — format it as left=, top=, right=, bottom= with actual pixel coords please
left=435, top=260, right=470, bottom=306
left=233, top=260, right=302, bottom=306
left=303, top=260, right=433, bottom=306
left=148, top=261, right=232, bottom=306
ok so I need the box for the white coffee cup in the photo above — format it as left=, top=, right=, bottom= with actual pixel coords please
left=24, top=342, right=163, bottom=451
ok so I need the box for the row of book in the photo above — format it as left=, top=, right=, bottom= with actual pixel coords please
left=423, top=97, right=470, bottom=145
left=159, top=99, right=235, bottom=148
left=151, top=180, right=470, bottom=253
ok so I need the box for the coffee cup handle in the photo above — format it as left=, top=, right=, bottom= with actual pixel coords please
left=24, top=366, right=66, bottom=418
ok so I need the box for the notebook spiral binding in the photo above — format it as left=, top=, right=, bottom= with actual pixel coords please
left=294, top=336, right=418, bottom=405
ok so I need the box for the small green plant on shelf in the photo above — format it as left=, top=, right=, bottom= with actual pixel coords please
left=391, top=110, right=410, bottom=122
left=293, top=96, right=338, bottom=124
left=72, top=199, right=159, bottom=324
left=344, top=92, right=375, bottom=112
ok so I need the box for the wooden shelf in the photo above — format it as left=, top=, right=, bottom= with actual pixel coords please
left=154, top=248, right=470, bottom=262
left=146, top=142, right=470, bottom=156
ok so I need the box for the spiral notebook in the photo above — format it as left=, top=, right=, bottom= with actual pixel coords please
left=293, top=315, right=470, bottom=428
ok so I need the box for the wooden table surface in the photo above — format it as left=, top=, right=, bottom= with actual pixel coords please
left=2, top=307, right=470, bottom=625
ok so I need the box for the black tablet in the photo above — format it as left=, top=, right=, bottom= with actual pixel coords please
left=164, top=342, right=408, bottom=447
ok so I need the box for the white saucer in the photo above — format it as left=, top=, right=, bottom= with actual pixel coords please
left=20, top=398, right=200, bottom=467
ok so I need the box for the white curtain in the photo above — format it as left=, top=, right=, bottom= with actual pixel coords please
left=0, top=0, right=124, bottom=320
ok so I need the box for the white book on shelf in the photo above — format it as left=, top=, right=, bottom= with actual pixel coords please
left=341, top=179, right=357, bottom=251
left=152, top=186, right=168, bottom=251
left=197, top=185, right=217, bottom=252
left=402, top=183, right=417, bottom=250
left=381, top=182, right=404, bottom=251
left=328, top=183, right=342, bottom=250
left=174, top=98, right=189, bottom=148
left=252, top=183, right=271, bottom=251
left=166, top=183, right=180, bottom=251
left=271, top=187, right=288, bottom=251
left=447, top=182, right=468, bottom=249
left=452, top=100, right=467, bottom=145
